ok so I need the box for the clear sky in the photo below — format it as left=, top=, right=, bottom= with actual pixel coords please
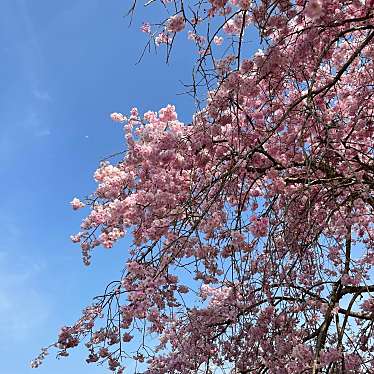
left=0, top=1, right=196, bottom=373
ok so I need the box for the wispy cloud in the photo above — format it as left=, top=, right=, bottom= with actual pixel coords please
left=0, top=0, right=51, bottom=158
left=0, top=218, right=50, bottom=344
left=35, top=128, right=51, bottom=137
left=33, top=89, right=52, bottom=102
left=0, top=109, right=51, bottom=163
left=22, top=109, right=51, bottom=137
left=0, top=250, right=49, bottom=347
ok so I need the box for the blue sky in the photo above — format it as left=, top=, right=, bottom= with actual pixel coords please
left=0, top=1, right=196, bottom=373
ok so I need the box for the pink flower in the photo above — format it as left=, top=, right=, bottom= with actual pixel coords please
left=143, top=110, right=157, bottom=122
left=155, top=32, right=171, bottom=46
left=213, top=36, right=223, bottom=46
left=130, top=107, right=138, bottom=118
left=70, top=233, right=81, bottom=243
left=361, top=298, right=374, bottom=313
left=188, top=31, right=206, bottom=45
left=249, top=216, right=269, bottom=237
left=166, top=15, right=185, bottom=33
left=122, top=332, right=133, bottom=342
left=320, top=349, right=342, bottom=366
left=110, top=112, right=126, bottom=122
left=140, top=22, right=151, bottom=33
left=159, top=104, right=177, bottom=121
left=341, top=274, right=360, bottom=286
left=305, top=0, right=324, bottom=19
left=223, top=20, right=237, bottom=34
left=344, top=353, right=361, bottom=371
left=178, top=285, right=189, bottom=293
left=98, top=347, right=109, bottom=358
left=232, top=0, right=252, bottom=9
left=292, top=343, right=313, bottom=361
left=70, top=198, right=85, bottom=210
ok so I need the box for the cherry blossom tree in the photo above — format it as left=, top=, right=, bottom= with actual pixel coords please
left=33, top=1, right=374, bottom=373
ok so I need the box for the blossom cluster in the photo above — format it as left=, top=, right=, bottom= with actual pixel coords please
left=34, top=1, right=374, bottom=373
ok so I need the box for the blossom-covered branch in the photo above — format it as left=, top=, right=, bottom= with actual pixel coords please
left=33, top=1, right=374, bottom=373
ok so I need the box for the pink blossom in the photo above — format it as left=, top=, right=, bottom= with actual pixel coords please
left=361, top=298, right=374, bottom=313
left=223, top=19, right=237, bottom=34
left=188, top=31, right=206, bottom=45
left=305, top=0, right=324, bottom=19
left=213, top=35, right=223, bottom=46
left=140, top=22, right=151, bottom=33
left=122, top=333, right=133, bottom=342
left=70, top=233, right=81, bottom=243
left=70, top=198, right=85, bottom=210
left=155, top=32, right=171, bottom=46
left=110, top=112, right=126, bottom=122
left=165, top=15, right=185, bottom=33
left=158, top=104, right=177, bottom=121
left=34, top=1, right=374, bottom=373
